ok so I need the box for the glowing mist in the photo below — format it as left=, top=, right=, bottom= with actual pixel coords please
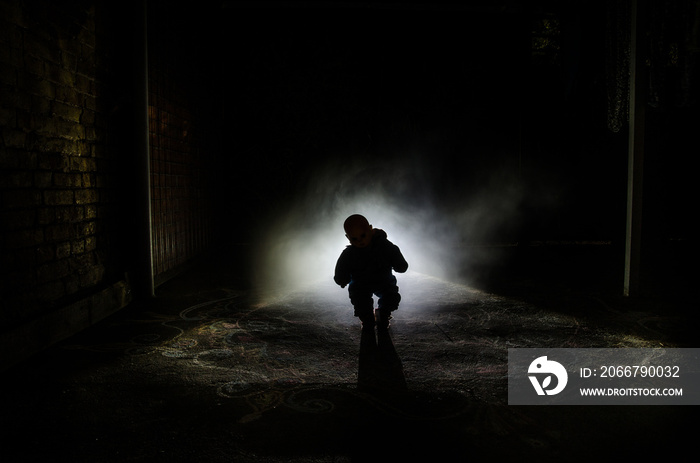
left=248, top=146, right=539, bottom=306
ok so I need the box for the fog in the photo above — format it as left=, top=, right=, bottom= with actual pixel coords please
left=249, top=143, right=554, bottom=303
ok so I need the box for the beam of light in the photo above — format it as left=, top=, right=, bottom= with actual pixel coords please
left=248, top=149, right=544, bottom=307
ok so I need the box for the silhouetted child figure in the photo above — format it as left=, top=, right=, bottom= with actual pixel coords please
left=334, top=214, right=408, bottom=330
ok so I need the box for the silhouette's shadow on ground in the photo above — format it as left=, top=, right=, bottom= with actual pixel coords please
left=358, top=325, right=407, bottom=394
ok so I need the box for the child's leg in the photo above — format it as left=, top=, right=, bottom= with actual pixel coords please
left=348, top=283, right=374, bottom=327
left=375, top=276, right=401, bottom=329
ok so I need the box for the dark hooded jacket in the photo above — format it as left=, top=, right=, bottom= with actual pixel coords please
left=333, top=228, right=408, bottom=287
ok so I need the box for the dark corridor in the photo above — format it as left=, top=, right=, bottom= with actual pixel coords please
left=1, top=0, right=698, bottom=461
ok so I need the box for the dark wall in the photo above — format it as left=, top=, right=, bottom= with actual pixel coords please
left=0, top=0, right=220, bottom=370
left=148, top=3, right=220, bottom=284
left=0, top=0, right=126, bottom=323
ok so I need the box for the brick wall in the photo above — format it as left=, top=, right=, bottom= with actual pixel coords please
left=1, top=0, right=220, bottom=369
left=0, top=0, right=137, bottom=369
left=0, top=0, right=122, bottom=322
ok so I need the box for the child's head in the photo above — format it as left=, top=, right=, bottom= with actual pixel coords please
left=343, top=214, right=373, bottom=248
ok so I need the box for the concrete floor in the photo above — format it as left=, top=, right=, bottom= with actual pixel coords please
left=1, top=244, right=696, bottom=462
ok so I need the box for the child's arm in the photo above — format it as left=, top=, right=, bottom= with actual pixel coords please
left=391, top=245, right=408, bottom=273
left=333, top=253, right=351, bottom=288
